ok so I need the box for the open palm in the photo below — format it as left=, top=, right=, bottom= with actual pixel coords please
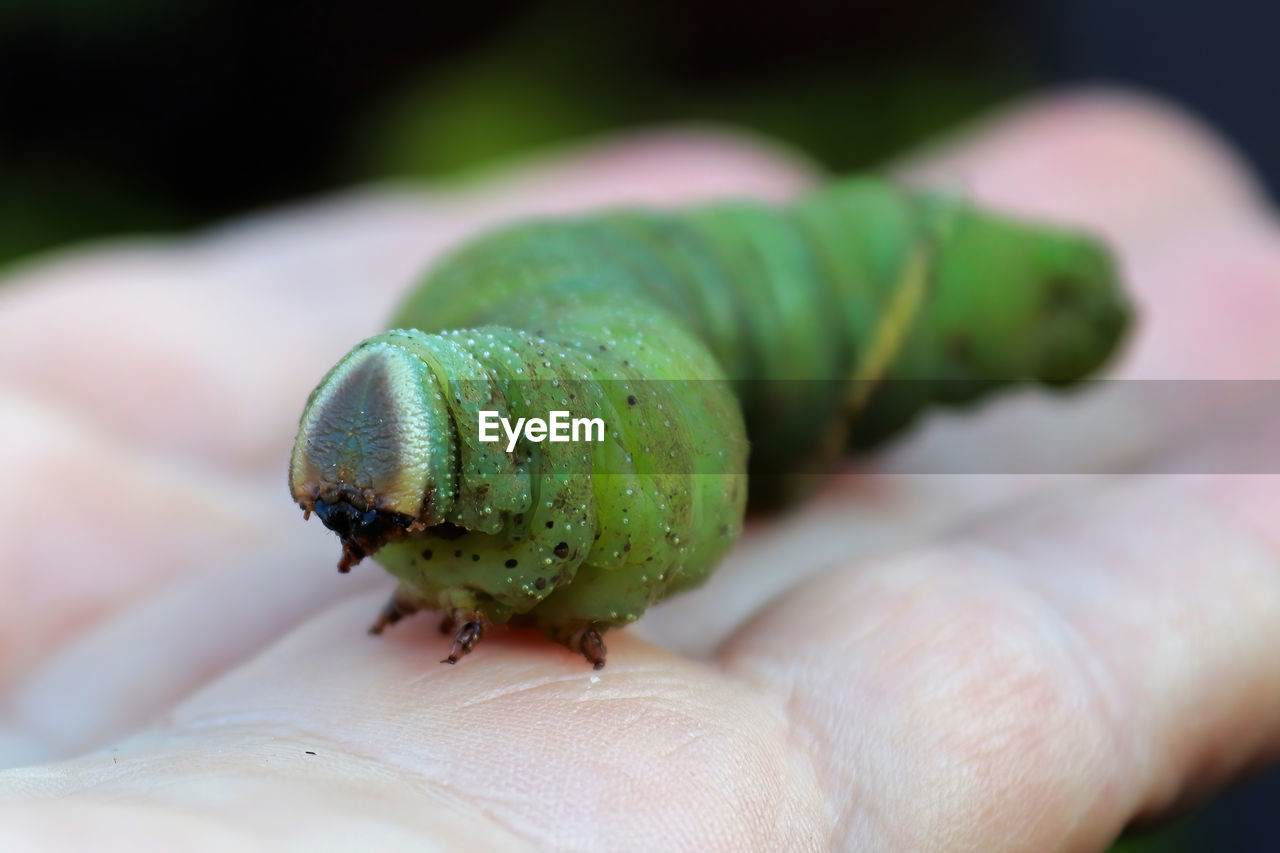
left=2, top=93, right=1279, bottom=851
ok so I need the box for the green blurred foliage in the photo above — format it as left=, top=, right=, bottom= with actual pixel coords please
left=360, top=59, right=1010, bottom=182
left=355, top=6, right=1016, bottom=182
left=0, top=156, right=187, bottom=266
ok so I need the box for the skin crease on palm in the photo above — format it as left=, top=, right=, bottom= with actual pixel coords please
left=0, top=90, right=1279, bottom=852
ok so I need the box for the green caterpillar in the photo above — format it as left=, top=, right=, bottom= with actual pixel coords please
left=288, top=177, right=1130, bottom=668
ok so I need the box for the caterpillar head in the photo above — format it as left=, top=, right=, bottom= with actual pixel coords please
left=289, top=337, right=457, bottom=570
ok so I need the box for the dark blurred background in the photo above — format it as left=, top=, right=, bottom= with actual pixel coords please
left=0, top=0, right=1276, bottom=847
left=2, top=0, right=1277, bottom=270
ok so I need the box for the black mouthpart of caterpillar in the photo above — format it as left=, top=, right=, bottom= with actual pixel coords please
left=312, top=496, right=415, bottom=573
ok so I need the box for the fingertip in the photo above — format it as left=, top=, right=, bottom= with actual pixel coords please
left=899, top=87, right=1268, bottom=236
left=464, top=125, right=819, bottom=218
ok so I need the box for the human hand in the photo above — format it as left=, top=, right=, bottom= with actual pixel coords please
left=1, top=92, right=1278, bottom=850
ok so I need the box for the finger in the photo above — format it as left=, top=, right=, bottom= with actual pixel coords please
left=0, top=539, right=391, bottom=765
left=0, top=593, right=828, bottom=851
left=0, top=390, right=280, bottom=689
left=0, top=763, right=530, bottom=851
left=898, top=88, right=1269, bottom=237
left=719, top=468, right=1280, bottom=850
left=0, top=386, right=404, bottom=753
left=0, top=130, right=813, bottom=472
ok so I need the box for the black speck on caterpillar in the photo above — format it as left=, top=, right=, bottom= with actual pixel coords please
left=288, top=177, right=1131, bottom=668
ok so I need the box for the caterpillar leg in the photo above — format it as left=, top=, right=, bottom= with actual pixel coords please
left=442, top=611, right=485, bottom=665
left=566, top=625, right=608, bottom=670
left=367, top=584, right=423, bottom=635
